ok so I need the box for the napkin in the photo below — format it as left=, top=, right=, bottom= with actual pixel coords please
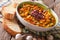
left=0, top=0, right=11, bottom=11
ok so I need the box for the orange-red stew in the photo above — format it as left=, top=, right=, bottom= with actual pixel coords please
left=18, top=4, right=56, bottom=28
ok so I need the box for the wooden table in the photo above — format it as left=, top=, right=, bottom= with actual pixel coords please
left=0, top=0, right=60, bottom=40
left=0, top=23, right=16, bottom=40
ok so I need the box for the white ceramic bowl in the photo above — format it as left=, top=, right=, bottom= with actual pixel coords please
left=16, top=1, right=58, bottom=32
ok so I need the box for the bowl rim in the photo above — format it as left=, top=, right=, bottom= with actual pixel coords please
left=16, top=1, right=58, bottom=29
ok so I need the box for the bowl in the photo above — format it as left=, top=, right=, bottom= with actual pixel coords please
left=16, top=1, right=58, bottom=32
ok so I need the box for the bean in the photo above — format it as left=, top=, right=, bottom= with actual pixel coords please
left=44, top=24, right=49, bottom=28
left=25, top=12, right=29, bottom=16
left=27, top=15, right=31, bottom=18
left=49, top=23, right=54, bottom=27
left=20, top=13, right=25, bottom=17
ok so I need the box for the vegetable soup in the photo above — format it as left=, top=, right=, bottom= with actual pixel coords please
left=18, top=2, right=56, bottom=28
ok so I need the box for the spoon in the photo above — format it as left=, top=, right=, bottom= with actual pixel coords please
left=43, top=2, right=56, bottom=12
left=43, top=1, right=60, bottom=27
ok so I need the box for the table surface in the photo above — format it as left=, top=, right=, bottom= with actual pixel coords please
left=0, top=0, right=60, bottom=40
left=0, top=11, right=60, bottom=40
left=0, top=23, right=16, bottom=40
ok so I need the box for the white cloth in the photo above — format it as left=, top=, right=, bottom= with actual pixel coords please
left=0, top=0, right=11, bottom=11
left=0, top=0, right=30, bottom=11
left=0, top=0, right=11, bottom=7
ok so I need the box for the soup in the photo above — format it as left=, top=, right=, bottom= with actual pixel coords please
left=18, top=2, right=56, bottom=28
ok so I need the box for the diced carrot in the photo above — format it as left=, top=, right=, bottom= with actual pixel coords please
left=30, top=21, right=35, bottom=24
